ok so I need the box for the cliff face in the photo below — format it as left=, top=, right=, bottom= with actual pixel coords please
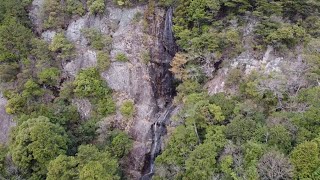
left=29, top=1, right=173, bottom=178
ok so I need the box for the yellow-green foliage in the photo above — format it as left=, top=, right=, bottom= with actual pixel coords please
left=73, top=68, right=108, bottom=98
left=291, top=141, right=320, bottom=179
left=82, top=28, right=112, bottom=51
left=226, top=68, right=243, bottom=87
left=266, top=24, right=310, bottom=49
left=43, top=0, right=66, bottom=29
left=49, top=33, right=75, bottom=61
left=120, top=100, right=135, bottom=118
left=66, top=0, right=85, bottom=16
left=97, top=51, right=111, bottom=72
left=116, top=52, right=128, bottom=62
left=87, top=0, right=105, bottom=14
left=10, top=116, right=68, bottom=178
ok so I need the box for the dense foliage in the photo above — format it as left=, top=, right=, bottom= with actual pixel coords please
left=0, top=0, right=131, bottom=179
left=155, top=0, right=320, bottom=179
left=0, top=0, right=320, bottom=179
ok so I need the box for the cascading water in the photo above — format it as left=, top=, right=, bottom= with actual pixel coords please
left=141, top=105, right=175, bottom=180
left=141, top=7, right=177, bottom=180
left=163, top=7, right=176, bottom=56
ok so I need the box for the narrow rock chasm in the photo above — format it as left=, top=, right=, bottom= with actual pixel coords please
left=141, top=7, right=177, bottom=180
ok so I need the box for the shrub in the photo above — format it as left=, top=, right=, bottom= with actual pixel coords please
left=113, top=0, right=136, bottom=7
left=96, top=95, right=116, bottom=117
left=49, top=33, right=75, bottom=61
left=82, top=28, right=112, bottom=51
left=110, top=131, right=133, bottom=158
left=170, top=53, right=188, bottom=80
left=132, top=12, right=143, bottom=23
left=87, top=0, right=105, bottom=14
left=174, top=80, right=202, bottom=103
left=73, top=68, right=109, bottom=98
left=120, top=100, right=134, bottom=118
left=43, top=0, right=66, bottom=29
left=5, top=93, right=26, bottom=114
left=266, top=24, right=310, bottom=49
left=226, top=68, right=243, bottom=87
left=141, top=50, right=151, bottom=64
left=97, top=51, right=111, bottom=72
left=66, top=0, right=85, bottom=16
left=0, top=62, right=19, bottom=82
left=38, top=67, right=60, bottom=86
left=115, top=52, right=128, bottom=62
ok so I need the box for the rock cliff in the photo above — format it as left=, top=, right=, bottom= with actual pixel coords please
left=29, top=1, right=175, bottom=178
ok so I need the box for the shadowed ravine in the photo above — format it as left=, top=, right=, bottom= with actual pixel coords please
left=141, top=7, right=176, bottom=180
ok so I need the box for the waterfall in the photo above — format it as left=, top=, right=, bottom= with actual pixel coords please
left=141, top=105, right=175, bottom=180
left=141, top=7, right=177, bottom=180
left=163, top=7, right=176, bottom=56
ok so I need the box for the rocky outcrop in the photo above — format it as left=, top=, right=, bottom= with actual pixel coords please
left=205, top=18, right=306, bottom=96
left=0, top=93, right=15, bottom=145
left=29, top=0, right=45, bottom=32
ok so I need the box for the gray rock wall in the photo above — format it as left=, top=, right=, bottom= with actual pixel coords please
left=0, top=94, right=15, bottom=145
left=29, top=1, right=167, bottom=178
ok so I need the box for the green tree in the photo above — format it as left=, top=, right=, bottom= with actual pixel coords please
left=96, top=95, right=116, bottom=117
left=266, top=24, right=310, bottom=49
left=156, top=125, right=198, bottom=167
left=0, top=16, right=32, bottom=62
left=22, top=79, right=44, bottom=98
left=10, top=116, right=68, bottom=178
left=73, top=68, right=109, bottom=98
left=47, top=155, right=78, bottom=180
left=77, top=145, right=120, bottom=180
left=109, top=131, right=133, bottom=158
left=290, top=141, right=320, bottom=179
left=0, top=145, right=8, bottom=177
left=43, top=0, right=66, bottom=29
left=49, top=33, right=74, bottom=61
left=0, top=62, right=19, bottom=82
left=38, top=67, right=60, bottom=86
left=225, top=118, right=257, bottom=144
left=184, top=142, right=218, bottom=179
left=267, top=125, right=292, bottom=153
left=0, top=0, right=31, bottom=25
left=184, top=125, right=226, bottom=179
left=174, top=80, right=202, bottom=103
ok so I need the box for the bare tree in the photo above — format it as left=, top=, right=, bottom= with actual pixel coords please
left=258, top=151, right=293, bottom=180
